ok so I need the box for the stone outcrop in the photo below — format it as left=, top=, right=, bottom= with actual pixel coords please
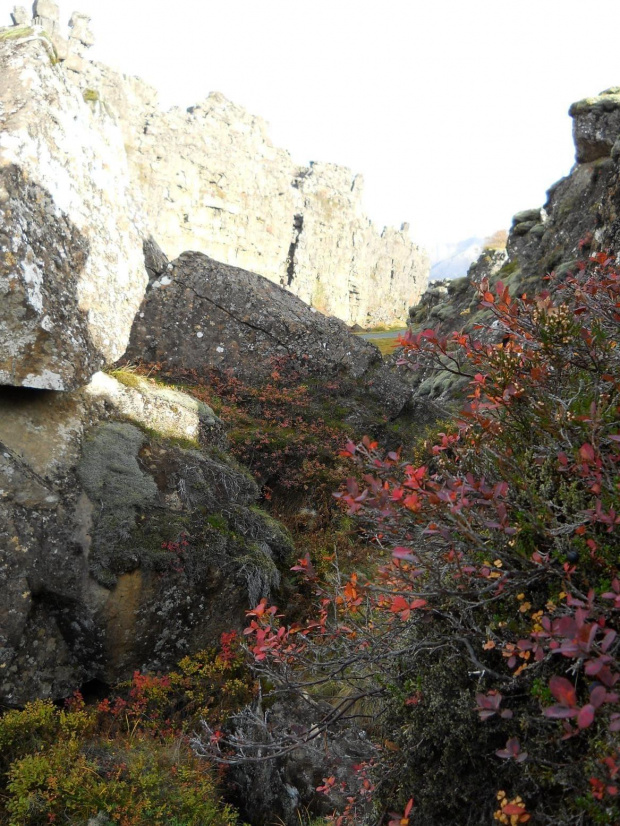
left=2, top=8, right=428, bottom=329
left=406, top=85, right=620, bottom=401
left=408, top=247, right=507, bottom=337
left=0, top=373, right=292, bottom=706
left=0, top=32, right=146, bottom=390
left=100, top=84, right=428, bottom=328
left=570, top=87, right=620, bottom=164
left=124, top=249, right=412, bottom=420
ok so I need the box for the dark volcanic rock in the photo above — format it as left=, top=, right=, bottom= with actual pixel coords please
left=570, top=87, right=620, bottom=163
left=125, top=252, right=411, bottom=419
left=0, top=374, right=292, bottom=706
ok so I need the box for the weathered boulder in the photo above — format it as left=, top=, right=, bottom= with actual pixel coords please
left=570, top=87, right=620, bottom=164
left=0, top=373, right=292, bottom=705
left=0, top=33, right=146, bottom=390
left=124, top=251, right=412, bottom=419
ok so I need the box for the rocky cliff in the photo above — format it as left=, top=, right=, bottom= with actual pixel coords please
left=0, top=15, right=417, bottom=707
left=406, top=85, right=620, bottom=399
left=3, top=4, right=429, bottom=329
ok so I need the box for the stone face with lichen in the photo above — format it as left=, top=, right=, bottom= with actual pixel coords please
left=405, top=84, right=620, bottom=402
left=0, top=35, right=146, bottom=389
left=570, top=87, right=620, bottom=164
left=124, top=250, right=412, bottom=419
left=0, top=373, right=291, bottom=706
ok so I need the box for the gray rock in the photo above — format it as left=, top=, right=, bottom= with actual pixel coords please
left=512, top=208, right=541, bottom=225
left=570, top=87, right=620, bottom=163
left=62, top=52, right=86, bottom=73
left=68, top=11, right=94, bottom=47
left=33, top=0, right=59, bottom=21
left=64, top=68, right=429, bottom=326
left=405, top=84, right=620, bottom=402
left=32, top=0, right=59, bottom=31
left=124, top=251, right=412, bottom=419
left=10, top=6, right=29, bottom=25
left=143, top=235, right=170, bottom=285
left=529, top=222, right=546, bottom=239
left=0, top=373, right=292, bottom=706
left=512, top=220, right=537, bottom=236
left=2, top=18, right=429, bottom=329
left=0, top=36, right=147, bottom=389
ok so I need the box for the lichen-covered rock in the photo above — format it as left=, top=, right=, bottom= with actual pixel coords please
left=0, top=374, right=292, bottom=705
left=407, top=84, right=620, bottom=395
left=0, top=33, right=146, bottom=390
left=124, top=251, right=412, bottom=419
left=84, top=370, right=223, bottom=447
left=570, top=87, right=620, bottom=163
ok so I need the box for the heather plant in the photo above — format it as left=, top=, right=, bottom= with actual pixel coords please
left=0, top=636, right=252, bottom=826
left=200, top=252, right=620, bottom=825
left=135, top=359, right=357, bottom=519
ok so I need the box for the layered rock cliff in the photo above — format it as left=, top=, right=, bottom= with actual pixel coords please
left=2, top=4, right=429, bottom=329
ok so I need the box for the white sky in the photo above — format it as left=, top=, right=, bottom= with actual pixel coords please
left=5, top=0, right=620, bottom=249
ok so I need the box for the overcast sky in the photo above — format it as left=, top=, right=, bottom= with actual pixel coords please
left=5, top=1, right=620, bottom=249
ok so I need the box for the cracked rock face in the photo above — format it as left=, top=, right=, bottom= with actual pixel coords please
left=66, top=59, right=429, bottom=326
left=0, top=374, right=291, bottom=706
left=124, top=251, right=412, bottom=418
left=0, top=36, right=146, bottom=390
left=132, top=97, right=430, bottom=327
left=570, top=87, right=620, bottom=164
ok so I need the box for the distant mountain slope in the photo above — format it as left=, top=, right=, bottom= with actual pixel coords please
left=429, top=236, right=484, bottom=280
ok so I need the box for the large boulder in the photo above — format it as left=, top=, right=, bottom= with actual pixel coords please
left=124, top=251, right=412, bottom=420
left=0, top=33, right=146, bottom=390
left=0, top=372, right=292, bottom=705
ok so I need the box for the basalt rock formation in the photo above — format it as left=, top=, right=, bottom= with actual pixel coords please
left=0, top=372, right=292, bottom=706
left=0, top=32, right=146, bottom=390
left=1, top=7, right=429, bottom=330
left=125, top=247, right=412, bottom=421
left=0, top=9, right=415, bottom=710
left=407, top=86, right=620, bottom=398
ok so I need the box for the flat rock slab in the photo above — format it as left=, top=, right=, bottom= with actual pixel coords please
left=0, top=34, right=146, bottom=390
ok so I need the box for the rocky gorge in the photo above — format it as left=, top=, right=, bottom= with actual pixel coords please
left=0, top=5, right=420, bottom=705
left=2, top=2, right=429, bottom=336
left=1, top=5, right=620, bottom=826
